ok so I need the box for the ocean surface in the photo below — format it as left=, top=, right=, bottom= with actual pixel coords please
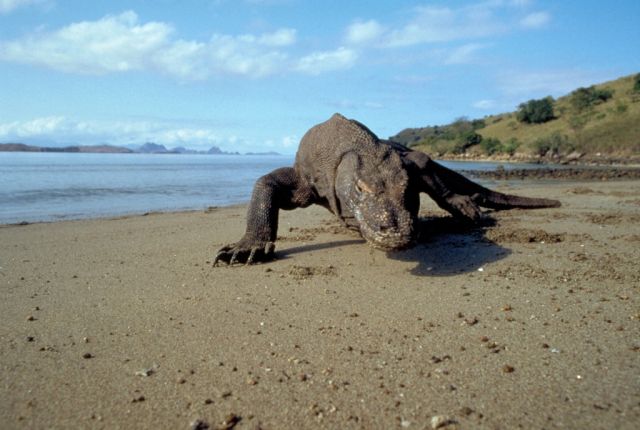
left=0, top=152, right=541, bottom=224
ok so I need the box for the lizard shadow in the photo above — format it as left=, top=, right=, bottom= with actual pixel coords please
left=277, top=239, right=365, bottom=259
left=386, top=216, right=511, bottom=277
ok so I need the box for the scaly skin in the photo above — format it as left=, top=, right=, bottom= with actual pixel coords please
left=214, top=113, right=561, bottom=265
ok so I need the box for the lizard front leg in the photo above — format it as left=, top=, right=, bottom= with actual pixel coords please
left=214, top=167, right=315, bottom=265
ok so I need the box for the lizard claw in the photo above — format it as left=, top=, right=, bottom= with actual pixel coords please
left=229, top=250, right=241, bottom=265
left=213, top=240, right=276, bottom=266
left=246, top=248, right=256, bottom=265
left=213, top=245, right=232, bottom=266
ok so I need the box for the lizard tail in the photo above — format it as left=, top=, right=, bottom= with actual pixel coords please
left=432, top=161, right=561, bottom=209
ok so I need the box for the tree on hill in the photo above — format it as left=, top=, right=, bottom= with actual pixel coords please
left=570, top=86, right=614, bottom=111
left=516, top=96, right=555, bottom=124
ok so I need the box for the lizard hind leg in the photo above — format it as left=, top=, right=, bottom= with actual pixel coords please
left=423, top=156, right=561, bottom=211
left=403, top=151, right=560, bottom=222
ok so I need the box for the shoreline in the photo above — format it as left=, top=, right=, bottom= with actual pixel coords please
left=1, top=179, right=639, bottom=429
left=434, top=151, right=640, bottom=167
left=3, top=163, right=640, bottom=227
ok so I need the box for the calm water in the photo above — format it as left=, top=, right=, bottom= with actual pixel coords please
left=0, top=152, right=540, bottom=224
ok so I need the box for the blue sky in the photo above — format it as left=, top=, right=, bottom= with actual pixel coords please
left=0, top=0, right=638, bottom=153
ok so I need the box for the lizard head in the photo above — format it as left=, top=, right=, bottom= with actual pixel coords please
left=336, top=149, right=414, bottom=250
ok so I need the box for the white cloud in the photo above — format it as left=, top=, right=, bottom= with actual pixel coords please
left=0, top=116, right=229, bottom=148
left=385, top=5, right=507, bottom=47
left=345, top=20, right=385, bottom=45
left=281, top=135, right=298, bottom=148
left=498, top=70, right=609, bottom=98
left=520, top=11, right=550, bottom=28
left=296, top=47, right=357, bottom=75
left=205, top=33, right=289, bottom=77
left=443, top=43, right=486, bottom=64
left=344, top=3, right=551, bottom=49
left=0, top=0, right=41, bottom=14
left=0, top=11, right=174, bottom=74
left=256, top=28, right=296, bottom=46
left=0, top=11, right=298, bottom=79
left=0, top=116, right=66, bottom=136
left=473, top=99, right=496, bottom=110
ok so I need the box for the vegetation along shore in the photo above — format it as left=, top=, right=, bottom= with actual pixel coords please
left=391, top=73, right=640, bottom=165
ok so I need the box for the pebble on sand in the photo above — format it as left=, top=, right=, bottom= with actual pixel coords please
left=430, top=415, right=452, bottom=429
left=502, top=365, right=515, bottom=373
left=190, top=419, right=210, bottom=430
left=135, top=368, right=156, bottom=377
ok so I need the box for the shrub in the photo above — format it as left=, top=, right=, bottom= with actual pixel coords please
left=634, top=73, right=640, bottom=92
left=570, top=86, right=614, bottom=111
left=532, top=132, right=574, bottom=156
left=517, top=97, right=555, bottom=124
left=502, top=138, right=521, bottom=156
left=480, top=137, right=502, bottom=155
left=452, top=132, right=482, bottom=154
left=615, top=101, right=628, bottom=114
left=471, top=118, right=486, bottom=130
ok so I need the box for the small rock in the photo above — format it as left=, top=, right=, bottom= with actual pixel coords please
left=502, top=365, right=515, bottom=373
left=26, top=315, right=36, bottom=321
left=26, top=336, right=35, bottom=342
left=459, top=406, right=474, bottom=416
left=220, top=414, right=241, bottom=429
left=190, top=419, right=210, bottom=430
left=83, top=352, right=93, bottom=359
left=135, top=367, right=155, bottom=377
left=430, top=415, right=452, bottom=429
left=464, top=317, right=479, bottom=326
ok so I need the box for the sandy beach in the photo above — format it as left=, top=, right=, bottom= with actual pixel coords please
left=1, top=179, right=639, bottom=429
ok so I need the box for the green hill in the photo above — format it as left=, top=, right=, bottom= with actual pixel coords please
left=391, top=73, right=640, bottom=162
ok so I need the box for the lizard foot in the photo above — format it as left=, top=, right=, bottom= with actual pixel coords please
left=445, top=194, right=482, bottom=222
left=213, top=240, right=276, bottom=266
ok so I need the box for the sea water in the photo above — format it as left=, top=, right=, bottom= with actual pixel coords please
left=0, top=152, right=541, bottom=224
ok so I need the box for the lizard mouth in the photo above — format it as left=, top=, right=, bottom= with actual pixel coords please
left=352, top=198, right=414, bottom=251
left=358, top=220, right=413, bottom=251
left=367, top=233, right=413, bottom=251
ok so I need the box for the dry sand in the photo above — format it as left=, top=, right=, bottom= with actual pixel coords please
left=1, top=180, right=639, bottom=429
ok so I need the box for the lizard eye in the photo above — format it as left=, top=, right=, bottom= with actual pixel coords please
left=355, top=179, right=372, bottom=195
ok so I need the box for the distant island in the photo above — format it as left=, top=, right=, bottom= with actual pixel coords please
left=0, top=142, right=281, bottom=156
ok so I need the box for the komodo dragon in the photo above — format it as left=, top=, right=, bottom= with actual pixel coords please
left=214, top=113, right=560, bottom=265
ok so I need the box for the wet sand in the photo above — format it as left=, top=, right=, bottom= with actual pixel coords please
left=1, top=180, right=639, bottom=429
